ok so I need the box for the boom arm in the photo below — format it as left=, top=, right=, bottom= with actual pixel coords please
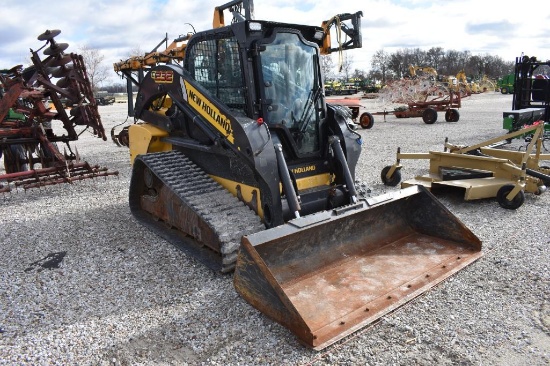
left=113, top=34, right=190, bottom=73
left=213, top=0, right=255, bottom=27
left=320, top=11, right=363, bottom=55
left=409, top=65, right=438, bottom=78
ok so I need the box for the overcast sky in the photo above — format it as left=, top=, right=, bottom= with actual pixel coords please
left=1, top=0, right=549, bottom=85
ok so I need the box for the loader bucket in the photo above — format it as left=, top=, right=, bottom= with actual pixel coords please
left=234, top=185, right=482, bottom=350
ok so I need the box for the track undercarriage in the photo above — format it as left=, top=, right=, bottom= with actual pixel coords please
left=130, top=151, right=265, bottom=272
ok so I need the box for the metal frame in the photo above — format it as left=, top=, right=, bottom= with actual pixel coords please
left=1, top=29, right=117, bottom=192
left=382, top=124, right=550, bottom=208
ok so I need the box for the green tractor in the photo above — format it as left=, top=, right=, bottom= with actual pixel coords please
left=497, top=73, right=514, bottom=94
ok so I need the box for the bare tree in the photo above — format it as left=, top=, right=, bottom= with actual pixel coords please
left=352, top=69, right=366, bottom=79
left=426, top=47, right=445, bottom=70
left=79, top=44, right=109, bottom=92
left=371, top=49, right=391, bottom=84
left=441, top=50, right=463, bottom=75
left=465, top=55, right=485, bottom=78
left=388, top=51, right=407, bottom=79
left=339, top=54, right=354, bottom=82
left=320, top=55, right=335, bottom=82
left=127, top=45, right=144, bottom=58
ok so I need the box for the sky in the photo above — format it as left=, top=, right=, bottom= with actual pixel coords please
left=1, top=0, right=549, bottom=85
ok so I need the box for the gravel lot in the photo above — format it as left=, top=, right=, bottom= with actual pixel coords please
left=1, top=92, right=548, bottom=365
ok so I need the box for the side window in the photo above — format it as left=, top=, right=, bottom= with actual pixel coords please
left=192, top=40, right=216, bottom=84
left=187, top=37, right=246, bottom=115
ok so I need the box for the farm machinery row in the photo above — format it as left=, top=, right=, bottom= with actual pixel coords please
left=0, top=29, right=117, bottom=192
left=327, top=70, right=472, bottom=129
left=327, top=67, right=499, bottom=129
left=328, top=56, right=549, bottom=209
left=381, top=55, right=550, bottom=209
left=326, top=79, right=463, bottom=130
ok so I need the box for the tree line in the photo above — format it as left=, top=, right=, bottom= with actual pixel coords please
left=321, top=47, right=516, bottom=88
left=367, top=47, right=514, bottom=85
left=93, top=46, right=516, bottom=92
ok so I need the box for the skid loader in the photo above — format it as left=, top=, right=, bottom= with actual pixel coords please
left=114, top=0, right=482, bottom=350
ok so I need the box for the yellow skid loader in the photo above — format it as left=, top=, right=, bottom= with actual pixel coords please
left=114, top=0, right=482, bottom=350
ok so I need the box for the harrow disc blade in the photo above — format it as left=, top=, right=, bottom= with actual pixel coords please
left=46, top=55, right=72, bottom=67
left=56, top=77, right=70, bottom=88
left=52, top=66, right=72, bottom=78
left=44, top=43, right=69, bottom=56
left=7, top=65, right=23, bottom=75
left=37, top=29, right=61, bottom=41
left=45, top=66, right=60, bottom=75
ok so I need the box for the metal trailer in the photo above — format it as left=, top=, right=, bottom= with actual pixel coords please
left=328, top=89, right=463, bottom=129
left=325, top=97, right=374, bottom=129
left=373, top=89, right=462, bottom=124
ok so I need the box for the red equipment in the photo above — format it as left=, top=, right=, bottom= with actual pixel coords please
left=0, top=29, right=117, bottom=192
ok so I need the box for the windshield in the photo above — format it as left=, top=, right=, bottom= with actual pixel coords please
left=261, top=32, right=321, bottom=155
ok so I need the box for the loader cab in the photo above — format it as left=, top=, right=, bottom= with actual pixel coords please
left=183, top=22, right=326, bottom=160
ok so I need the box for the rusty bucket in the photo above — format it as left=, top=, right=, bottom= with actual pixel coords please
left=234, top=185, right=482, bottom=350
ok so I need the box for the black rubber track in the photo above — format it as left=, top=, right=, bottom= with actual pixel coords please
left=130, top=151, right=265, bottom=273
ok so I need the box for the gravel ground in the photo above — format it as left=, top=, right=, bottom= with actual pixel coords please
left=0, top=92, right=548, bottom=365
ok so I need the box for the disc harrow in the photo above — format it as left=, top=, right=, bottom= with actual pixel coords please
left=0, top=29, right=117, bottom=192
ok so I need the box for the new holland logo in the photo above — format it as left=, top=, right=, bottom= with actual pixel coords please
left=291, top=165, right=316, bottom=174
left=184, top=81, right=234, bottom=144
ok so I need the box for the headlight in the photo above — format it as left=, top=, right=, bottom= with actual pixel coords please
left=249, top=22, right=262, bottom=32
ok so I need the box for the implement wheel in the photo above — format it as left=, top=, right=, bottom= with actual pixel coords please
left=381, top=166, right=401, bottom=186
left=541, top=166, right=550, bottom=186
left=496, top=185, right=524, bottom=209
left=445, top=109, right=460, bottom=122
left=422, top=108, right=437, bottom=124
left=359, top=112, right=374, bottom=129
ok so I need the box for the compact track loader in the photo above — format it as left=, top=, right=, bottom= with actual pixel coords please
left=114, top=0, right=482, bottom=350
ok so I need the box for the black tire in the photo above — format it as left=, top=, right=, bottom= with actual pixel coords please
left=496, top=184, right=525, bottom=209
left=381, top=165, right=401, bottom=186
left=117, top=127, right=130, bottom=147
left=445, top=109, right=460, bottom=122
left=501, top=87, right=508, bottom=94
left=422, top=108, right=437, bottom=124
left=540, top=166, right=550, bottom=186
left=359, top=112, right=374, bottom=129
left=2, top=145, right=29, bottom=173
